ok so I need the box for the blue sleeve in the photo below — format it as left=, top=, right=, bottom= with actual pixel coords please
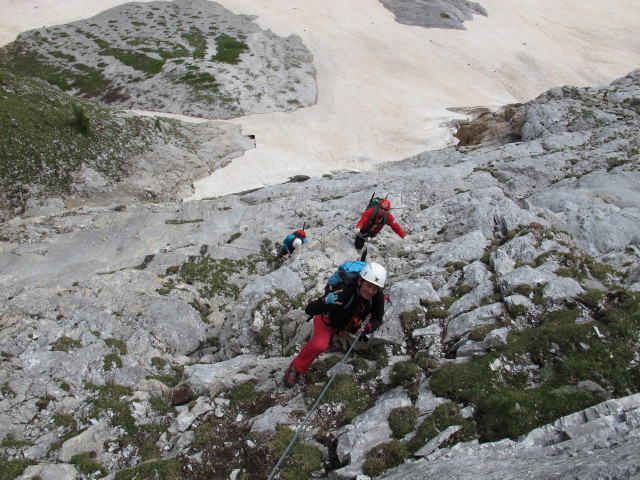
left=303, top=238, right=308, bottom=244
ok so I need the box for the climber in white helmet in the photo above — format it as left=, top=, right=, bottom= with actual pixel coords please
left=277, top=228, right=308, bottom=258
left=284, top=262, right=388, bottom=387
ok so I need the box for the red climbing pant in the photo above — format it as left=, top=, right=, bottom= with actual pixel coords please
left=291, top=314, right=336, bottom=374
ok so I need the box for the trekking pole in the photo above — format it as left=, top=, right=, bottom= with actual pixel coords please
left=266, top=323, right=369, bottom=480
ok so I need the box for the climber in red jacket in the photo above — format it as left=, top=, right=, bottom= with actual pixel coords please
left=354, top=198, right=406, bottom=250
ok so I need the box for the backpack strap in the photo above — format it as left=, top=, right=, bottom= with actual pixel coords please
left=365, top=204, right=387, bottom=229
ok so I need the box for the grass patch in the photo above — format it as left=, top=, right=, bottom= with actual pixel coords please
left=306, top=373, right=371, bottom=425
left=105, top=338, right=127, bottom=355
left=114, top=458, right=182, bottom=480
left=181, top=27, right=208, bottom=59
left=146, top=373, right=182, bottom=388
left=227, top=381, right=259, bottom=407
left=85, top=382, right=137, bottom=434
left=117, top=423, right=166, bottom=462
left=1, top=433, right=33, bottom=448
left=179, top=71, right=219, bottom=91
left=388, top=406, right=419, bottom=439
left=0, top=70, right=152, bottom=217
left=168, top=248, right=277, bottom=300
left=99, top=47, right=165, bottom=74
left=70, top=452, right=107, bottom=477
left=362, top=440, right=408, bottom=477
left=408, top=402, right=476, bottom=451
left=50, top=336, right=82, bottom=352
left=103, top=352, right=123, bottom=371
left=269, top=425, right=322, bottom=480
left=429, top=292, right=640, bottom=441
left=165, top=218, right=203, bottom=225
left=211, top=34, right=249, bottom=64
left=0, top=459, right=37, bottom=480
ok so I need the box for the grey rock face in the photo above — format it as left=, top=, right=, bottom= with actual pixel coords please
left=379, top=0, right=488, bottom=30
left=334, top=388, right=413, bottom=477
left=444, top=302, right=505, bottom=342
left=15, top=463, right=79, bottom=480
left=183, top=354, right=260, bottom=396
left=0, top=0, right=317, bottom=119
left=1, top=64, right=639, bottom=479
left=379, top=394, right=640, bottom=480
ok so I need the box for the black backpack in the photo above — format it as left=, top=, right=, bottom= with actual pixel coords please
left=325, top=261, right=372, bottom=310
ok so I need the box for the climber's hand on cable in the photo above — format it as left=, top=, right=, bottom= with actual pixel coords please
left=357, top=324, right=372, bottom=334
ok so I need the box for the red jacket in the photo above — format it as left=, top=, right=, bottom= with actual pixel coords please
left=357, top=207, right=406, bottom=238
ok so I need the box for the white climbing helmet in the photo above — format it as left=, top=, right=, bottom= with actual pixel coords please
left=292, top=238, right=303, bottom=248
left=359, top=262, right=386, bottom=288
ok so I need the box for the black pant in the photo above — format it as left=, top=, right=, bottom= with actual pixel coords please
left=355, top=233, right=373, bottom=250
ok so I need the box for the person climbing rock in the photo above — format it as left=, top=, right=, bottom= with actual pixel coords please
left=284, top=262, right=387, bottom=387
left=278, top=229, right=308, bottom=258
left=354, top=198, right=406, bottom=250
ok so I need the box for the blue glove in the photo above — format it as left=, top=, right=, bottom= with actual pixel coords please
left=325, top=292, right=339, bottom=304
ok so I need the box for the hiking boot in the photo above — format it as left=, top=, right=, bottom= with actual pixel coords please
left=284, top=364, right=299, bottom=388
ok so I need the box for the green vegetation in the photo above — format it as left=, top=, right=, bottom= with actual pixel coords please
left=146, top=372, right=182, bottom=388
left=211, top=35, right=249, bottom=64
left=165, top=218, right=204, bottom=225
left=192, top=421, right=220, bottom=447
left=86, top=382, right=137, bottom=434
left=362, top=440, right=408, bottom=477
left=105, top=338, right=128, bottom=355
left=227, top=232, right=242, bottom=243
left=269, top=425, right=322, bottom=480
left=70, top=103, right=90, bottom=134
left=151, top=357, right=168, bottom=370
left=0, top=71, right=152, bottom=216
left=388, top=406, right=419, bottom=439
left=115, top=458, right=182, bottom=480
left=70, top=452, right=107, bottom=477
left=363, top=402, right=476, bottom=477
left=429, top=293, right=640, bottom=441
left=181, top=27, right=208, bottom=59
left=50, top=336, right=82, bottom=352
left=49, top=413, right=82, bottom=451
left=305, top=373, right=371, bottom=425
left=0, top=48, right=110, bottom=96
left=0, top=5, right=256, bottom=112
left=0, top=459, right=37, bottom=480
left=171, top=256, right=245, bottom=299
left=390, top=360, right=420, bottom=387
left=1, top=381, right=15, bottom=398
left=117, top=423, right=166, bottom=462
left=399, top=308, right=421, bottom=331
left=1, top=434, right=33, bottom=448
left=179, top=71, right=219, bottom=91
left=227, top=381, right=260, bottom=407
left=103, top=352, right=123, bottom=371
left=100, top=47, right=165, bottom=74
left=166, top=245, right=278, bottom=300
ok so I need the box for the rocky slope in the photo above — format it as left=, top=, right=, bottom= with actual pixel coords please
left=0, top=0, right=317, bottom=119
left=0, top=70, right=255, bottom=219
left=379, top=0, right=487, bottom=30
left=1, top=69, right=639, bottom=479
